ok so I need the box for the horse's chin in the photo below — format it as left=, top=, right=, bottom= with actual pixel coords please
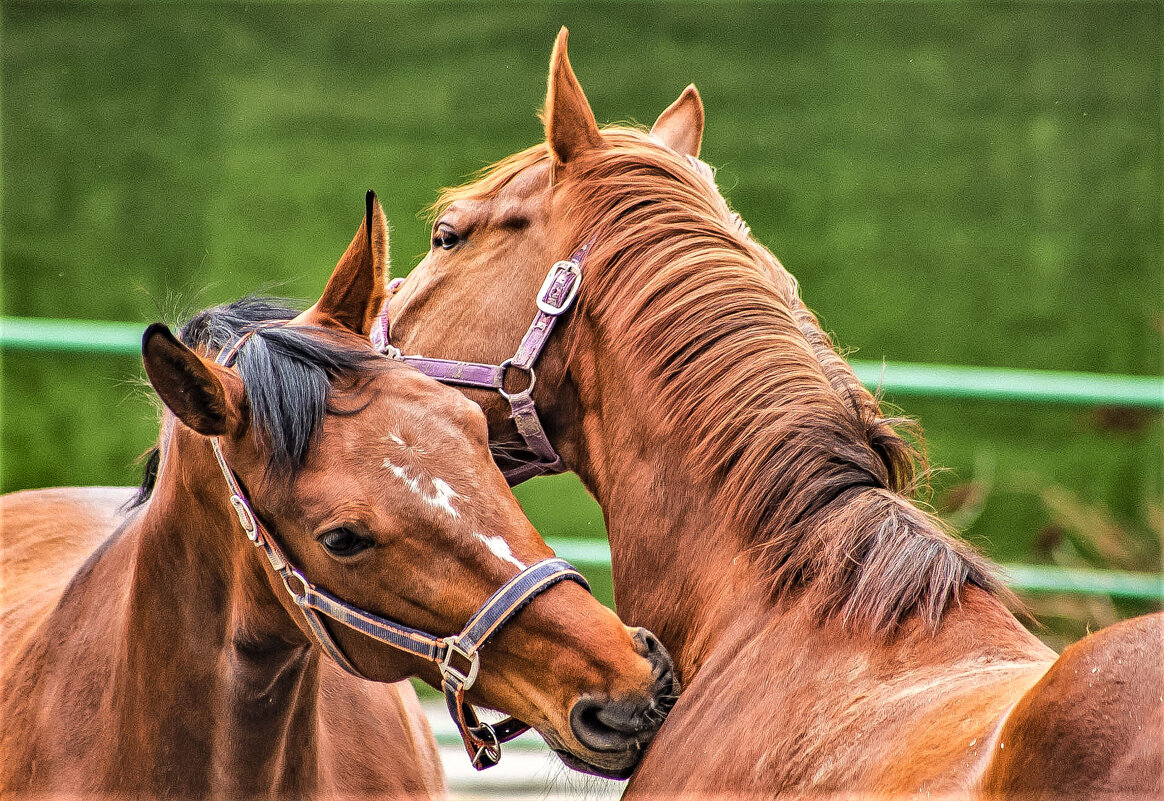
left=549, top=746, right=640, bottom=780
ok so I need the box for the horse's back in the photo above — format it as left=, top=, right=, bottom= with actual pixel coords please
left=981, top=612, right=1164, bottom=799
left=1, top=486, right=135, bottom=659
left=317, top=661, right=447, bottom=799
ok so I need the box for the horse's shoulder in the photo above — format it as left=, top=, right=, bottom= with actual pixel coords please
left=982, top=612, right=1164, bottom=798
left=626, top=602, right=1062, bottom=796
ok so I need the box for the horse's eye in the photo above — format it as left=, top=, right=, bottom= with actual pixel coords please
left=432, top=223, right=460, bottom=251
left=319, top=527, right=371, bottom=558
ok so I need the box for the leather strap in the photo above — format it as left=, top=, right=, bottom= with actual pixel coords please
left=379, top=237, right=595, bottom=485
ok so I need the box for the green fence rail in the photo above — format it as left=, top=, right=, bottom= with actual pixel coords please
left=1, top=316, right=144, bottom=356
left=544, top=538, right=1164, bottom=602
left=4, top=315, right=1163, bottom=408
left=4, top=315, right=1162, bottom=601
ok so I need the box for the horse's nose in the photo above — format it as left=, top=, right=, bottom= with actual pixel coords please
left=569, top=628, right=678, bottom=753
left=632, top=627, right=678, bottom=700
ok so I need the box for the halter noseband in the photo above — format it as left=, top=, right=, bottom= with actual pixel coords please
left=211, top=327, right=590, bottom=770
left=372, top=237, right=594, bottom=485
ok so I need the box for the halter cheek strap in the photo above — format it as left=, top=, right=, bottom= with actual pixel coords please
left=375, top=237, right=594, bottom=486
left=211, top=327, right=591, bottom=769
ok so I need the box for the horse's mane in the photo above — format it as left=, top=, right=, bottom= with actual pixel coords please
left=441, top=130, right=1002, bottom=634
left=128, top=296, right=382, bottom=507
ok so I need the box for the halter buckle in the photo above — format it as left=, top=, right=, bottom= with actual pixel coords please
left=536, top=260, right=582, bottom=316
left=229, top=495, right=260, bottom=543
left=281, top=568, right=310, bottom=603
left=439, top=637, right=481, bottom=691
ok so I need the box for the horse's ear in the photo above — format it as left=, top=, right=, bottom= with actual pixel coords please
left=650, top=84, right=704, bottom=158
left=544, top=27, right=603, bottom=165
left=142, top=323, right=243, bottom=437
left=298, top=190, right=389, bottom=336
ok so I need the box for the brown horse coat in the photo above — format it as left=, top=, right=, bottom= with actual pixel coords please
left=385, top=29, right=1164, bottom=799
left=1, top=190, right=676, bottom=797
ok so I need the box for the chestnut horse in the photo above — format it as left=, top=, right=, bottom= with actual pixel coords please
left=0, top=191, right=675, bottom=798
left=385, top=30, right=1163, bottom=799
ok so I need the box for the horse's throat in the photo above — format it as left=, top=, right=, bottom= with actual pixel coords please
left=112, top=490, right=321, bottom=795
left=579, top=437, right=768, bottom=683
left=213, top=638, right=320, bottom=795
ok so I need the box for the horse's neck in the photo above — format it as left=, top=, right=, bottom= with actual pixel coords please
left=568, top=329, right=1052, bottom=686
left=569, top=393, right=773, bottom=682
left=79, top=447, right=320, bottom=794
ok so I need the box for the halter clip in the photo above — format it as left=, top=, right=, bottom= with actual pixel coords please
left=439, top=637, right=481, bottom=690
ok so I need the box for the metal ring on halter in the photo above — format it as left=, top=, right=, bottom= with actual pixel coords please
left=497, top=358, right=536, bottom=401
left=471, top=724, right=502, bottom=767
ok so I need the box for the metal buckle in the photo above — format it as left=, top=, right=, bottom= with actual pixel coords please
left=230, top=495, right=260, bottom=543
left=281, top=568, right=310, bottom=604
left=439, top=637, right=481, bottom=691
left=536, top=260, right=581, bottom=316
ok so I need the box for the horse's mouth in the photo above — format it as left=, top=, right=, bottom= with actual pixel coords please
left=550, top=746, right=642, bottom=780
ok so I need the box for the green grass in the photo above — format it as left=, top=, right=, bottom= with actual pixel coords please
left=2, top=2, right=1160, bottom=633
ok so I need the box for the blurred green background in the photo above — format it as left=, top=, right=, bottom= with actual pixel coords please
left=2, top=1, right=1160, bottom=642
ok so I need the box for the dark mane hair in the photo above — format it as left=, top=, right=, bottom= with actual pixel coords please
left=442, top=129, right=1002, bottom=634
left=128, top=296, right=381, bottom=507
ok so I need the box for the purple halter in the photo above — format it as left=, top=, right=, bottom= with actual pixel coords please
left=373, top=237, right=594, bottom=485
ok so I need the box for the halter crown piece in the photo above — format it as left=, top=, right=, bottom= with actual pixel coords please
left=373, top=236, right=595, bottom=485
left=210, top=327, right=591, bottom=769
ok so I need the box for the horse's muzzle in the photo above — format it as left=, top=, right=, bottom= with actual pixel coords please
left=562, top=628, right=678, bottom=778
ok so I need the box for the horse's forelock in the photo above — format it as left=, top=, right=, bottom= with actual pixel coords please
left=178, top=296, right=301, bottom=356
left=130, top=298, right=381, bottom=506
left=128, top=297, right=303, bottom=510
left=233, top=323, right=382, bottom=479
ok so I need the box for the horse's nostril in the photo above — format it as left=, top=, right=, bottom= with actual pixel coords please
left=570, top=696, right=653, bottom=753
left=633, top=627, right=680, bottom=700
left=632, top=627, right=663, bottom=658
left=570, top=631, right=678, bottom=754
left=632, top=628, right=673, bottom=673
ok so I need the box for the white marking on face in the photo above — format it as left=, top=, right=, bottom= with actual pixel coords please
left=427, top=478, right=459, bottom=518
left=382, top=458, right=461, bottom=519
left=382, top=431, right=427, bottom=455
left=474, top=533, right=527, bottom=570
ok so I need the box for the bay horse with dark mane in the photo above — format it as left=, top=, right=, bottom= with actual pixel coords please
left=384, top=30, right=1163, bottom=799
left=0, top=191, right=675, bottom=797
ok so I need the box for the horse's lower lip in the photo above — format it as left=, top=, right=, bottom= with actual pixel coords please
left=551, top=747, right=639, bottom=780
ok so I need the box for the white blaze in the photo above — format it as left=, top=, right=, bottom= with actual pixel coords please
left=427, top=478, right=459, bottom=518
left=475, top=533, right=527, bottom=570
left=382, top=459, right=460, bottom=519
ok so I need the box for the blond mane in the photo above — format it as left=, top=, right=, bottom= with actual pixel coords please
left=441, top=128, right=1001, bottom=634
